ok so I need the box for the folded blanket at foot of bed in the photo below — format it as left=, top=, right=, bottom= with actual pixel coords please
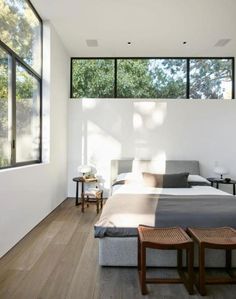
left=94, top=193, right=236, bottom=238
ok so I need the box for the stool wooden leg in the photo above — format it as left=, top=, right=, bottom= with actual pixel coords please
left=177, top=249, right=183, bottom=272
left=96, top=197, right=99, bottom=214
left=139, top=245, right=148, bottom=295
left=138, top=235, right=141, bottom=271
left=226, top=249, right=233, bottom=277
left=100, top=192, right=103, bottom=209
left=198, top=244, right=206, bottom=296
left=187, top=245, right=194, bottom=295
left=81, top=194, right=85, bottom=213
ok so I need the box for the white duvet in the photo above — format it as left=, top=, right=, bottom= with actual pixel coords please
left=112, top=173, right=229, bottom=196
left=112, top=184, right=229, bottom=196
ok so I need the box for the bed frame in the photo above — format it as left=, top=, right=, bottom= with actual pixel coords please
left=99, top=159, right=236, bottom=267
left=110, top=159, right=200, bottom=186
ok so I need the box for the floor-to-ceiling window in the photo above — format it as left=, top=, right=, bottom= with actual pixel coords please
left=0, top=0, right=42, bottom=169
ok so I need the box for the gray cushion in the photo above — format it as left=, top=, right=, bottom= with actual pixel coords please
left=143, top=172, right=189, bottom=188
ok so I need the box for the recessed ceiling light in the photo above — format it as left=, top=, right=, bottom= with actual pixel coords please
left=214, top=39, right=231, bottom=47
left=86, top=39, right=98, bottom=47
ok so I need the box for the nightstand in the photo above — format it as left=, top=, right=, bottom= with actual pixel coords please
left=207, top=178, right=236, bottom=195
left=73, top=176, right=98, bottom=206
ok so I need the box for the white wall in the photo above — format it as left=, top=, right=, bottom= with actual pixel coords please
left=68, top=99, right=236, bottom=197
left=0, top=23, right=69, bottom=257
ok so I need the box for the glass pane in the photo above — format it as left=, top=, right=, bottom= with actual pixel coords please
left=190, top=59, right=233, bottom=99
left=0, top=0, right=41, bottom=74
left=117, top=59, right=187, bottom=98
left=72, top=59, right=115, bottom=98
left=16, top=63, right=40, bottom=162
left=0, top=47, right=11, bottom=167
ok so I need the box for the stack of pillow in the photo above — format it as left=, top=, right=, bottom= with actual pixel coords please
left=113, top=172, right=210, bottom=188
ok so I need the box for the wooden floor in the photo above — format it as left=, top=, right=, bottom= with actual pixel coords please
left=1, top=199, right=236, bottom=299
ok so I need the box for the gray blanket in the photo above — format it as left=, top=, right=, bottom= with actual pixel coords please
left=155, top=195, right=236, bottom=228
left=94, top=193, right=236, bottom=238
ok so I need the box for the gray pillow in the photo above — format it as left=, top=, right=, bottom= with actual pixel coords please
left=143, top=172, right=189, bottom=188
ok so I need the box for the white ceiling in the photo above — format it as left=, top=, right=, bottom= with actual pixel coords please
left=32, top=0, right=236, bottom=57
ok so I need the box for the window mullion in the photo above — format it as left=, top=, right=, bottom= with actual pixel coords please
left=11, top=57, right=16, bottom=165
left=114, top=59, right=117, bottom=98
left=186, top=58, right=190, bottom=99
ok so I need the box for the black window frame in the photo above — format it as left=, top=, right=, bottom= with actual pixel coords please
left=0, top=0, right=43, bottom=170
left=70, top=57, right=235, bottom=99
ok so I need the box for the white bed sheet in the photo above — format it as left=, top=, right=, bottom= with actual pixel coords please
left=112, top=184, right=229, bottom=196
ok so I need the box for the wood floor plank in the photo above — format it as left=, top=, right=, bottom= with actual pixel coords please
left=66, top=230, right=99, bottom=299
left=10, top=243, right=65, bottom=299
left=10, top=220, right=65, bottom=271
left=38, top=231, right=87, bottom=299
left=1, top=199, right=236, bottom=299
left=0, top=270, right=27, bottom=299
left=0, top=199, right=67, bottom=274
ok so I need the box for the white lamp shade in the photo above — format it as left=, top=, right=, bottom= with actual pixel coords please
left=77, top=164, right=92, bottom=174
left=214, top=166, right=228, bottom=176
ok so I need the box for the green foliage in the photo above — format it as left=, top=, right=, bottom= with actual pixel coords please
left=72, top=58, right=232, bottom=99
left=0, top=0, right=41, bottom=72
left=190, top=59, right=232, bottom=99
left=117, top=59, right=156, bottom=98
left=72, top=60, right=115, bottom=98
left=0, top=155, right=9, bottom=167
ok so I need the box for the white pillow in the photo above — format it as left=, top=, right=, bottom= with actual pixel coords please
left=115, top=172, right=143, bottom=184
left=188, top=175, right=209, bottom=183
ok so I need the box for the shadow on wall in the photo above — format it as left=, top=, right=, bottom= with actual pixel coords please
left=76, top=99, right=168, bottom=192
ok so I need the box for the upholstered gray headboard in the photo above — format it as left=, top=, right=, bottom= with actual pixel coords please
left=110, top=159, right=200, bottom=184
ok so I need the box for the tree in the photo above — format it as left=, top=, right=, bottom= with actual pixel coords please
left=0, top=0, right=41, bottom=71
left=117, top=59, right=186, bottom=98
left=72, top=58, right=232, bottom=100
left=72, top=59, right=115, bottom=98
left=189, top=59, right=232, bottom=99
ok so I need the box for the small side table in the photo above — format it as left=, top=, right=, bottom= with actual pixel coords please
left=72, top=177, right=98, bottom=206
left=207, top=178, right=236, bottom=195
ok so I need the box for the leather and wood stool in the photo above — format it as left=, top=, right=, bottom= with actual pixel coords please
left=83, top=188, right=103, bottom=213
left=187, top=227, right=236, bottom=296
left=137, top=225, right=194, bottom=295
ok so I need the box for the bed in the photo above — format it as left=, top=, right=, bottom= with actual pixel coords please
left=94, top=160, right=236, bottom=267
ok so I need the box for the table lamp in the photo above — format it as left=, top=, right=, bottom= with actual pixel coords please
left=77, top=164, right=92, bottom=177
left=214, top=166, right=228, bottom=179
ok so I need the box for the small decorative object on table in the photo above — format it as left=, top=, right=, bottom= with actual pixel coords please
left=77, top=164, right=92, bottom=178
left=214, top=165, right=228, bottom=179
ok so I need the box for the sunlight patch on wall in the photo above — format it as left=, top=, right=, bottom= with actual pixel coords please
left=133, top=102, right=167, bottom=130
left=82, top=98, right=97, bottom=110
left=86, top=121, right=121, bottom=189
left=133, top=113, right=143, bottom=129
left=132, top=151, right=166, bottom=174
left=152, top=152, right=167, bottom=173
